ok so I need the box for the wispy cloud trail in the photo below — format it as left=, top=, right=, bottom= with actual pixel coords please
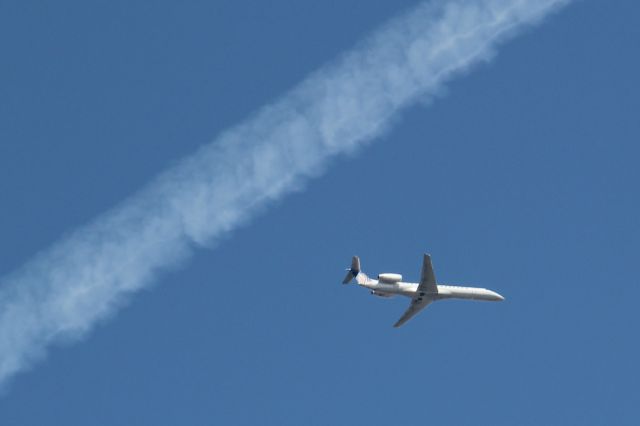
left=0, top=0, right=569, bottom=387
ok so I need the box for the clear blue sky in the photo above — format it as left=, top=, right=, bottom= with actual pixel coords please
left=1, top=1, right=639, bottom=424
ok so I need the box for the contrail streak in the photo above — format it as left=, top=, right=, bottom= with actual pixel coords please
left=0, top=0, right=569, bottom=387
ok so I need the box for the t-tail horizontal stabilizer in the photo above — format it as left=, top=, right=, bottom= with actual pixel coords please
left=341, top=256, right=361, bottom=284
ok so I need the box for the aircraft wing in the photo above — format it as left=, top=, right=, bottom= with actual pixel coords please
left=393, top=297, right=431, bottom=328
left=417, top=253, right=437, bottom=294
left=393, top=254, right=437, bottom=328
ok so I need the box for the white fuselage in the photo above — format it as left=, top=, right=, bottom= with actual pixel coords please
left=362, top=280, right=504, bottom=302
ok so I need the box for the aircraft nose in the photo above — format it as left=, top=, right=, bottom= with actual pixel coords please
left=488, top=290, right=504, bottom=301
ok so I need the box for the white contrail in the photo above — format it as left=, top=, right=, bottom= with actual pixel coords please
left=0, top=0, right=569, bottom=387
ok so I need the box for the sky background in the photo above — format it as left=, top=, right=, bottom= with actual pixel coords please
left=1, top=0, right=639, bottom=425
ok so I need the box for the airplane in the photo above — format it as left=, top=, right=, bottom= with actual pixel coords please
left=342, top=254, right=504, bottom=327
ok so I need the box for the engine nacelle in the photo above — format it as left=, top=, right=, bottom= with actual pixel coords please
left=370, top=290, right=394, bottom=298
left=377, top=273, right=402, bottom=283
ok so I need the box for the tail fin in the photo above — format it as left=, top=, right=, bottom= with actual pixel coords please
left=341, top=256, right=375, bottom=285
left=341, top=256, right=361, bottom=284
